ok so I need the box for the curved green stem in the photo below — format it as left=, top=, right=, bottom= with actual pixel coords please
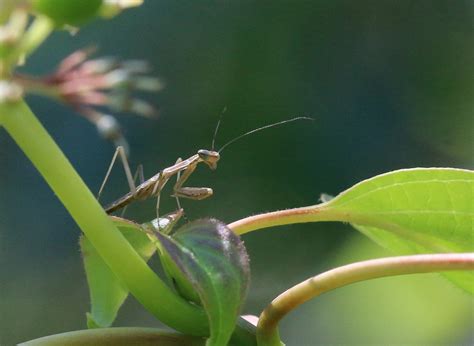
left=0, top=100, right=208, bottom=335
left=19, top=327, right=205, bottom=346
left=228, top=205, right=459, bottom=255
left=256, top=253, right=474, bottom=346
left=229, top=205, right=337, bottom=235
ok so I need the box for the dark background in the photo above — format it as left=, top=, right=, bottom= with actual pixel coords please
left=1, top=1, right=473, bottom=345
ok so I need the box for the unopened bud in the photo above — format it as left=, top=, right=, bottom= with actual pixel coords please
left=104, top=69, right=130, bottom=87
left=0, top=9, right=28, bottom=57
left=100, top=0, right=143, bottom=19
left=108, top=94, right=156, bottom=117
left=127, top=98, right=155, bottom=117
left=0, top=80, right=23, bottom=102
left=133, top=77, right=164, bottom=92
left=81, top=57, right=117, bottom=74
left=95, top=114, right=122, bottom=140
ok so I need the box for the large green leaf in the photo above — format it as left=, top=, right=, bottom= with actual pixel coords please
left=150, top=219, right=250, bottom=346
left=321, top=168, right=473, bottom=292
left=80, top=216, right=156, bottom=328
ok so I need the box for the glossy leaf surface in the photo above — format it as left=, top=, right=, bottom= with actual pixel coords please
left=322, top=168, right=473, bottom=292
left=153, top=219, right=250, bottom=346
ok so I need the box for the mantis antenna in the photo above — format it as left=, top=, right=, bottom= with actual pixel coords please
left=211, top=106, right=227, bottom=151
left=218, top=116, right=313, bottom=153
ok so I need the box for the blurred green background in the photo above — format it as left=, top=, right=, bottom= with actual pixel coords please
left=1, top=1, right=473, bottom=345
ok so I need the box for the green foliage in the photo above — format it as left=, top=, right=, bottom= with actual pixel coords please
left=80, top=214, right=251, bottom=345
left=321, top=168, right=473, bottom=292
left=151, top=219, right=251, bottom=346
left=31, top=0, right=103, bottom=26
left=80, top=217, right=156, bottom=328
left=1, top=2, right=472, bottom=344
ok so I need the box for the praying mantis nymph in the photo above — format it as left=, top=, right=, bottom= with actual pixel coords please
left=98, top=116, right=313, bottom=220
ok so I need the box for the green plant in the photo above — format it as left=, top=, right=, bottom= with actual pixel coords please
left=1, top=3, right=472, bottom=346
left=31, top=0, right=103, bottom=26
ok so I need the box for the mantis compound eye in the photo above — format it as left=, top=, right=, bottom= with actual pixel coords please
left=198, top=149, right=220, bottom=170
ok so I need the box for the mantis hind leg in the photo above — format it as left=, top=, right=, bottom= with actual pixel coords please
left=152, top=171, right=171, bottom=226
left=174, top=158, right=183, bottom=210
left=120, top=164, right=145, bottom=217
left=173, top=158, right=190, bottom=223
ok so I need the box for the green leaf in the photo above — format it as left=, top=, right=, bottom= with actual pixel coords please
left=152, top=219, right=250, bottom=346
left=32, top=0, right=103, bottom=26
left=322, top=168, right=473, bottom=292
left=80, top=216, right=156, bottom=328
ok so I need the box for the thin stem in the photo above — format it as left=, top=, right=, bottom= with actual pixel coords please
left=19, top=327, right=205, bottom=346
left=13, top=74, right=60, bottom=98
left=3, top=15, right=54, bottom=75
left=228, top=205, right=338, bottom=235
left=256, top=253, right=474, bottom=346
left=0, top=100, right=208, bottom=335
left=228, top=206, right=456, bottom=254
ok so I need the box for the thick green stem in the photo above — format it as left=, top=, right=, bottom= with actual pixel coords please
left=256, top=253, right=474, bottom=346
left=0, top=100, right=208, bottom=335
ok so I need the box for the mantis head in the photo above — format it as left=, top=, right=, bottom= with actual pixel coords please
left=198, top=149, right=220, bottom=170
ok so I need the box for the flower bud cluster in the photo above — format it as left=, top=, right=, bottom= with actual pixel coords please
left=0, top=1, right=153, bottom=151
left=15, top=48, right=163, bottom=148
